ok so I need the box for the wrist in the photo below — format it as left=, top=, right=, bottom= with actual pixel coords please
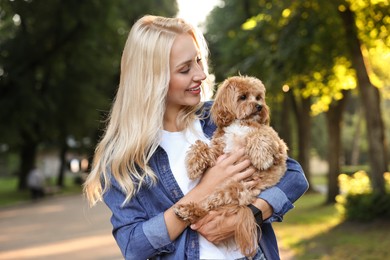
left=252, top=198, right=273, bottom=219
left=248, top=203, right=263, bottom=226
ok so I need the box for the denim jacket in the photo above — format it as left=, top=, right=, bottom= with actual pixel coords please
left=103, top=101, right=309, bottom=260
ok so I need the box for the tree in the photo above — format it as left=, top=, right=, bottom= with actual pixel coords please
left=326, top=90, right=349, bottom=202
left=335, top=0, right=389, bottom=195
left=0, top=0, right=178, bottom=189
left=205, top=0, right=345, bottom=192
left=205, top=0, right=389, bottom=202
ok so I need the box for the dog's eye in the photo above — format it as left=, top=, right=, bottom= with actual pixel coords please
left=256, top=95, right=261, bottom=101
left=239, top=95, right=247, bottom=100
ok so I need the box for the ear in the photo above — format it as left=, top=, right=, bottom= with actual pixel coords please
left=261, top=103, right=270, bottom=125
left=211, top=80, right=236, bottom=127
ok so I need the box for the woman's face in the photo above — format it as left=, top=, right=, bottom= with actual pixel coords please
left=167, top=33, right=206, bottom=113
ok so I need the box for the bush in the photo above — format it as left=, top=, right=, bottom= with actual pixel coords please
left=336, top=171, right=390, bottom=221
left=341, top=165, right=370, bottom=176
left=342, top=192, right=390, bottom=221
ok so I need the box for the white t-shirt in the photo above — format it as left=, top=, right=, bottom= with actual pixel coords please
left=160, top=119, right=244, bottom=260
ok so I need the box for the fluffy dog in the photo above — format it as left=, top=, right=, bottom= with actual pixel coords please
left=174, top=75, right=288, bottom=257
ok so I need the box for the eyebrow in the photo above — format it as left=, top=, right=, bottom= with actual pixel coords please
left=175, top=59, right=193, bottom=69
left=174, top=53, right=201, bottom=69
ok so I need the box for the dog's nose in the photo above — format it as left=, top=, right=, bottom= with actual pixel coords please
left=256, top=104, right=263, bottom=111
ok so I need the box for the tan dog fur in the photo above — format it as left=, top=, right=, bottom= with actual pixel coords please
left=174, top=75, right=288, bottom=257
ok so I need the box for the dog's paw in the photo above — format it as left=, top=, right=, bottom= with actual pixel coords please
left=247, top=142, right=275, bottom=170
left=186, top=141, right=212, bottom=179
left=246, top=130, right=279, bottom=170
left=173, top=203, right=207, bottom=224
left=173, top=205, right=190, bottom=222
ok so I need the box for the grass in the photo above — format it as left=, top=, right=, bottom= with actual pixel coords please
left=0, top=177, right=30, bottom=206
left=0, top=174, right=83, bottom=207
left=274, top=193, right=390, bottom=259
left=312, top=174, right=327, bottom=186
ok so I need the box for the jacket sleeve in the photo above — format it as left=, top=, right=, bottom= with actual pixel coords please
left=258, top=157, right=309, bottom=222
left=103, top=176, right=175, bottom=259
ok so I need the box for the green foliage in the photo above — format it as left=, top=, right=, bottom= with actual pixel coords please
left=341, top=165, right=370, bottom=175
left=206, top=0, right=350, bottom=90
left=0, top=0, right=177, bottom=181
left=275, top=193, right=390, bottom=260
left=342, top=192, right=390, bottom=221
left=205, top=1, right=390, bottom=133
left=0, top=0, right=177, bottom=148
left=336, top=171, right=390, bottom=221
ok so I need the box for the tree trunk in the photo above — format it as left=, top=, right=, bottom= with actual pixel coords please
left=18, top=137, right=38, bottom=190
left=57, top=140, right=68, bottom=187
left=350, top=108, right=362, bottom=165
left=279, top=94, right=293, bottom=155
left=290, top=89, right=314, bottom=191
left=326, top=90, right=348, bottom=203
left=339, top=5, right=388, bottom=194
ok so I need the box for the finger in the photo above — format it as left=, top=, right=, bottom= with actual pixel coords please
left=191, top=211, right=217, bottom=230
left=191, top=217, right=206, bottom=230
left=231, top=158, right=252, bottom=173
left=190, top=223, right=198, bottom=230
left=221, top=148, right=246, bottom=166
left=216, top=153, right=228, bottom=164
left=233, top=165, right=255, bottom=182
left=243, top=180, right=257, bottom=188
left=192, top=220, right=216, bottom=233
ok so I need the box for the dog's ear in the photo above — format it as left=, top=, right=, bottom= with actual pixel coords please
left=211, top=80, right=236, bottom=127
left=261, top=103, right=270, bottom=125
left=256, top=78, right=270, bottom=125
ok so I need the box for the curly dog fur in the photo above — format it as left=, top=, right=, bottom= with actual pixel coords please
left=174, top=75, right=288, bottom=257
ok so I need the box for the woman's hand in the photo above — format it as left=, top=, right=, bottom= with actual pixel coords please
left=191, top=198, right=273, bottom=243
left=196, top=148, right=256, bottom=195
left=190, top=210, right=238, bottom=243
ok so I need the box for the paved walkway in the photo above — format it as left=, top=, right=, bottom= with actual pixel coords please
left=0, top=194, right=123, bottom=260
left=0, top=194, right=296, bottom=260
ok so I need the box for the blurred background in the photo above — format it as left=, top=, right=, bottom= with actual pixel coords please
left=0, top=0, right=389, bottom=259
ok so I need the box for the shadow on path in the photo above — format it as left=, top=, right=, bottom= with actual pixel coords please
left=0, top=194, right=122, bottom=260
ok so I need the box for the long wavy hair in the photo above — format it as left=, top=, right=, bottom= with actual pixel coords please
left=84, top=15, right=212, bottom=206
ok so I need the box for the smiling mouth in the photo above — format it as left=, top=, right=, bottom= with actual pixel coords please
left=187, top=86, right=201, bottom=93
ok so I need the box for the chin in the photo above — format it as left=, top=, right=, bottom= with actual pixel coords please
left=184, top=96, right=201, bottom=106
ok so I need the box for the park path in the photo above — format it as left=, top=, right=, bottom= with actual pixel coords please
left=0, top=194, right=122, bottom=260
left=0, top=194, right=295, bottom=260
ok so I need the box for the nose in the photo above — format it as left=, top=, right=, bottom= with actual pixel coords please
left=256, top=104, right=263, bottom=111
left=194, top=63, right=207, bottom=81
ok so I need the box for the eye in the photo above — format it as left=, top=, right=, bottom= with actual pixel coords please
left=196, top=57, right=204, bottom=70
left=239, top=94, right=247, bottom=100
left=180, top=66, right=190, bottom=74
left=256, top=95, right=261, bottom=101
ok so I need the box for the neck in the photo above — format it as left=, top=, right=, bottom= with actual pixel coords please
left=163, top=120, right=180, bottom=132
left=164, top=108, right=180, bottom=132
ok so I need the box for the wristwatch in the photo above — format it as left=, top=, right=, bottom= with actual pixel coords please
left=248, top=204, right=263, bottom=226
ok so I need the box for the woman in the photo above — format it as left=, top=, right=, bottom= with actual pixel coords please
left=84, top=15, right=308, bottom=260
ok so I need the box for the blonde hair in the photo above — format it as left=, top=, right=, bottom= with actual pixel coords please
left=84, top=15, right=211, bottom=206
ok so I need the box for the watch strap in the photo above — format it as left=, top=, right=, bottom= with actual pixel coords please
left=248, top=204, right=263, bottom=226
